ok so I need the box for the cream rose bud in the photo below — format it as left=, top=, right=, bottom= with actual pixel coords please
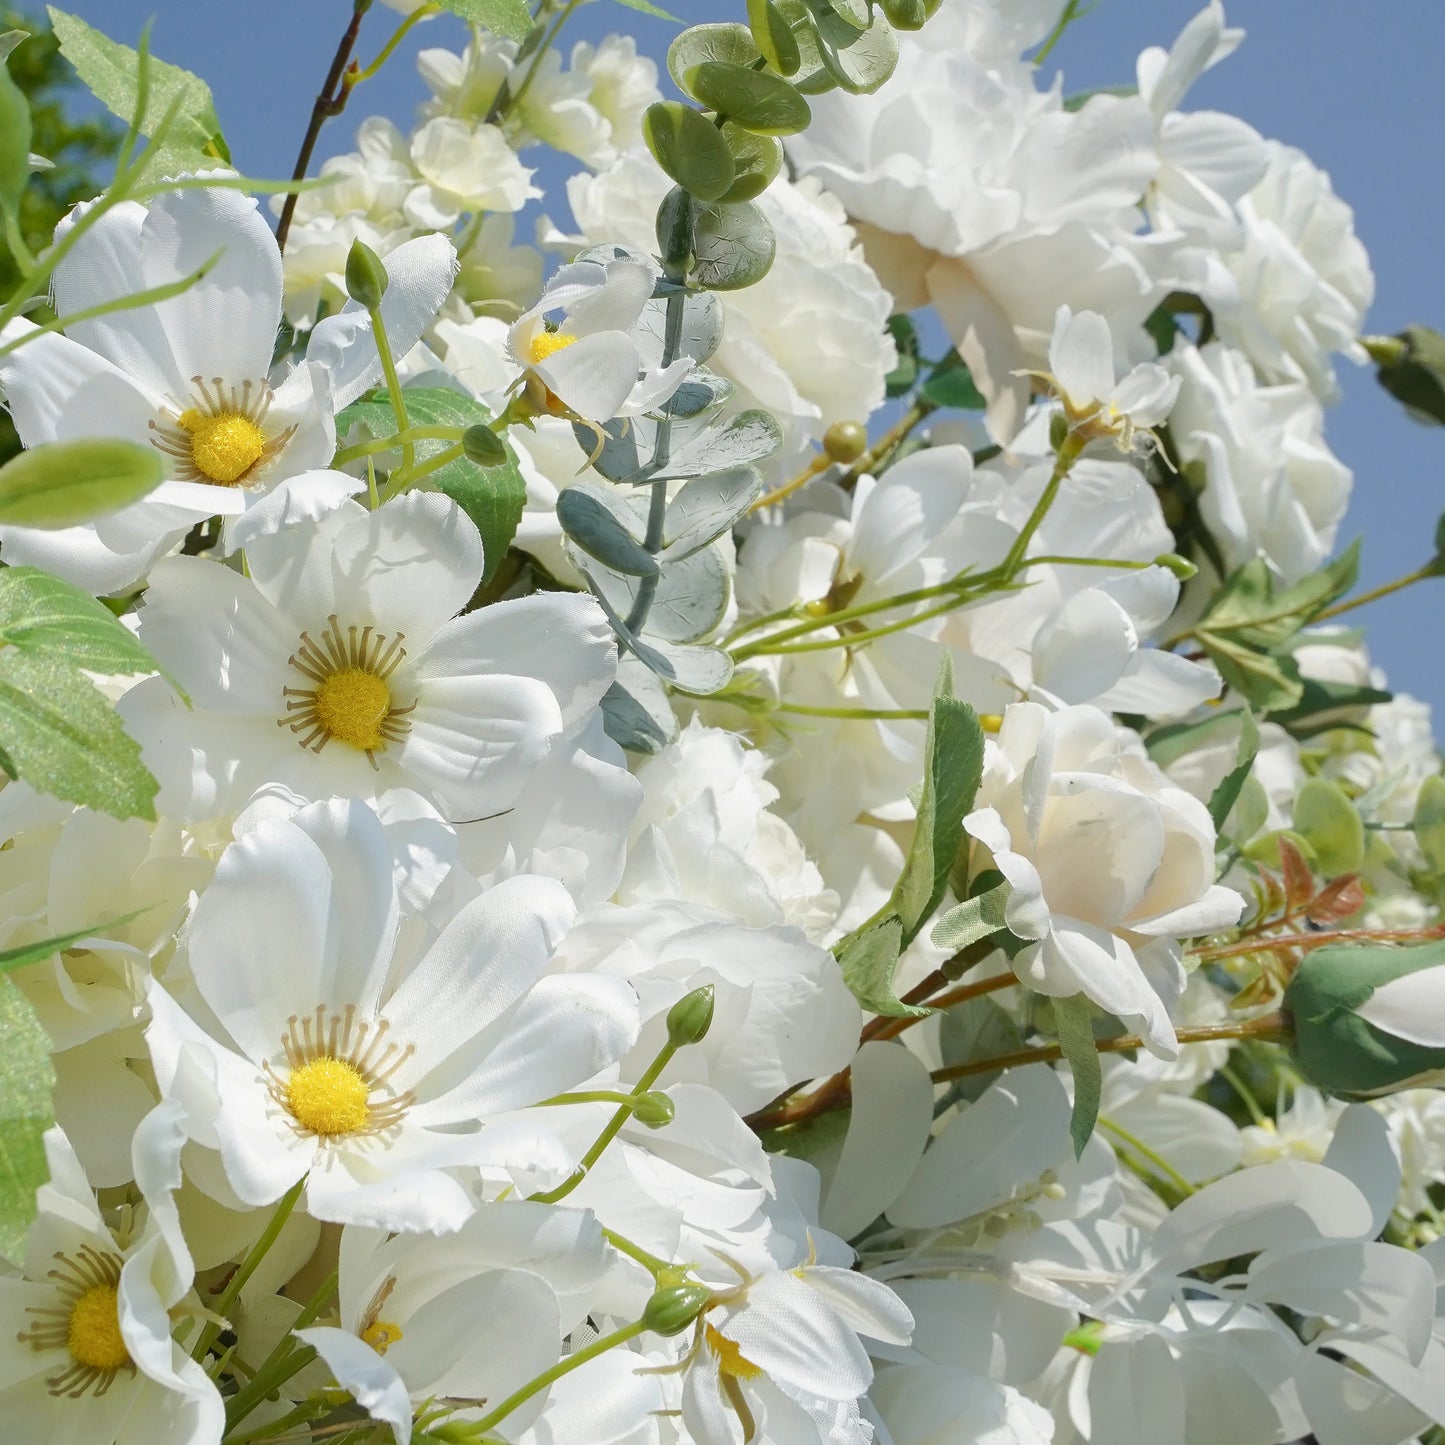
left=964, top=703, right=1244, bottom=1056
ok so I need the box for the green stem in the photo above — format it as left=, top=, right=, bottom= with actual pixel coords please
left=1032, top=0, right=1088, bottom=64
left=1098, top=1114, right=1195, bottom=1197
left=194, top=1178, right=304, bottom=1365
left=222, top=1267, right=338, bottom=1432
left=776, top=702, right=930, bottom=721
left=602, top=1227, right=674, bottom=1277
left=368, top=299, right=413, bottom=478
left=348, top=3, right=439, bottom=87
left=1218, top=1063, right=1270, bottom=1128
left=385, top=441, right=464, bottom=497
left=999, top=433, right=1084, bottom=579
left=332, top=424, right=468, bottom=467
left=491, top=0, right=585, bottom=124
left=535, top=1089, right=639, bottom=1108
left=1313, top=563, right=1439, bottom=624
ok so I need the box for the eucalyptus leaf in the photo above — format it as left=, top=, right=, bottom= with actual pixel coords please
left=661, top=467, right=762, bottom=561
left=633, top=290, right=724, bottom=369
left=688, top=200, right=777, bottom=290
left=1293, top=777, right=1365, bottom=876
left=643, top=101, right=736, bottom=202
left=558, top=483, right=657, bottom=578
left=746, top=0, right=801, bottom=74
left=690, top=62, right=811, bottom=135
left=629, top=634, right=735, bottom=694
left=0, top=439, right=166, bottom=529
left=717, top=124, right=784, bottom=203
left=0, top=976, right=54, bottom=1261
left=589, top=544, right=732, bottom=644
left=572, top=416, right=649, bottom=485
left=824, top=0, right=870, bottom=28
left=661, top=409, right=783, bottom=479
left=601, top=655, right=680, bottom=754
left=1413, top=774, right=1445, bottom=874
left=667, top=22, right=761, bottom=92
left=815, top=8, right=899, bottom=93
left=658, top=371, right=736, bottom=421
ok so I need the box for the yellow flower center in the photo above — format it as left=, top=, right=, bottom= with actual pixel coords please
left=705, top=1324, right=764, bottom=1381
left=361, top=1319, right=405, bottom=1355
left=313, top=668, right=393, bottom=753
left=526, top=330, right=578, bottom=365
left=286, top=1056, right=372, bottom=1138
left=177, top=408, right=267, bottom=484
left=66, top=1285, right=129, bottom=1373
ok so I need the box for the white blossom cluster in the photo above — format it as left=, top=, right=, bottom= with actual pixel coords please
left=0, top=1, right=1443, bottom=1444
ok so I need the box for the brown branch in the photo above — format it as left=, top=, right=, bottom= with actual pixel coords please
left=274, top=0, right=372, bottom=253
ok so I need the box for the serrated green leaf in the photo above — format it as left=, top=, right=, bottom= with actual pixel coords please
left=0, top=910, right=149, bottom=976
left=837, top=914, right=926, bottom=1018
left=47, top=7, right=229, bottom=177
left=891, top=663, right=986, bottom=945
left=0, top=649, right=157, bottom=819
left=0, top=439, right=166, bottom=529
left=338, top=389, right=526, bottom=585
left=1207, top=707, right=1258, bottom=834
left=0, top=567, right=156, bottom=676
left=0, top=28, right=31, bottom=221
left=1053, top=994, right=1101, bottom=1158
left=920, top=351, right=986, bottom=410
left=0, top=976, right=54, bottom=1261
left=433, top=0, right=533, bottom=41
left=643, top=101, right=736, bottom=203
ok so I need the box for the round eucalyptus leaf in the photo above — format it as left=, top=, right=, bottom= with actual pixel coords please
left=718, top=124, right=783, bottom=203
left=601, top=656, right=680, bottom=754
left=633, top=290, right=725, bottom=369
left=824, top=0, right=870, bottom=29
left=880, top=0, right=928, bottom=29
left=643, top=101, right=736, bottom=203
left=557, top=482, right=657, bottom=578
left=690, top=61, right=811, bottom=136
left=816, top=9, right=898, bottom=93
left=661, top=466, right=763, bottom=561
left=688, top=200, right=777, bottom=291
left=667, top=22, right=761, bottom=94
left=746, top=0, right=801, bottom=75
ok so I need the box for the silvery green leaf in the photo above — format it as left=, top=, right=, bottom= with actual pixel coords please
left=661, top=467, right=762, bottom=561
left=689, top=201, right=776, bottom=291
left=575, top=417, right=650, bottom=484
left=816, top=9, right=898, bottom=93
left=631, top=635, right=735, bottom=695
left=667, top=21, right=760, bottom=93
left=601, top=656, right=679, bottom=754
left=660, top=371, right=735, bottom=420
left=557, top=482, right=657, bottom=578
left=824, top=0, right=870, bottom=29
left=643, top=101, right=736, bottom=202
left=633, top=291, right=724, bottom=369
left=587, top=543, right=732, bottom=644
left=660, top=408, right=783, bottom=479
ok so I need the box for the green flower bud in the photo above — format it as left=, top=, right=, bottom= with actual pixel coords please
left=1368, top=325, right=1445, bottom=426
left=641, top=1282, right=712, bottom=1336
left=1284, top=940, right=1445, bottom=1098
left=631, top=1091, right=676, bottom=1128
left=666, top=984, right=715, bottom=1047
left=1048, top=411, right=1069, bottom=453
left=345, top=239, right=389, bottom=311
left=1152, top=552, right=1198, bottom=581
left=822, top=420, right=868, bottom=464
left=463, top=424, right=507, bottom=468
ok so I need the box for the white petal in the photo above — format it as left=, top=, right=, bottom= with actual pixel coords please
left=1356, top=966, right=1445, bottom=1047
left=298, top=1327, right=414, bottom=1444
left=1049, top=307, right=1116, bottom=407
left=225, top=469, right=366, bottom=553
left=534, top=331, right=638, bottom=423
left=849, top=446, right=972, bottom=588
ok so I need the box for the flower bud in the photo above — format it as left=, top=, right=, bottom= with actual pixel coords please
left=1048, top=411, right=1069, bottom=452
left=1284, top=940, right=1445, bottom=1098
left=822, top=420, right=868, bottom=463
left=1153, top=552, right=1198, bottom=581
left=1369, top=325, right=1445, bottom=426
left=345, top=239, right=389, bottom=311
left=665, top=984, right=715, bottom=1047
left=631, top=1090, right=675, bottom=1128
left=642, top=1282, right=712, bottom=1336
left=463, top=424, right=507, bottom=468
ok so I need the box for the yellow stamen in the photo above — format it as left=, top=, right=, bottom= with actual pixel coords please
left=313, top=668, right=392, bottom=753
left=526, top=330, right=578, bottom=366
left=66, top=1285, right=129, bottom=1372
left=286, top=1056, right=371, bottom=1138
left=361, top=1319, right=405, bottom=1355
left=177, top=408, right=266, bottom=484
left=705, top=1324, right=764, bottom=1381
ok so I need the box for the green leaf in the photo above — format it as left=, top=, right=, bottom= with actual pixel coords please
left=937, top=995, right=1024, bottom=1105
left=890, top=663, right=986, bottom=944
left=1412, top=774, right=1445, bottom=874
left=0, top=976, right=54, bottom=1261
left=642, top=101, right=736, bottom=203
left=0, top=649, right=157, bottom=819
left=558, top=483, right=657, bottom=578
left=920, top=351, right=987, bottom=411
left=0, top=567, right=157, bottom=676
left=716, top=124, right=783, bottom=204
left=0, top=439, right=166, bottom=529
left=1207, top=707, right=1258, bottom=834
left=689, top=62, right=811, bottom=136
left=884, top=314, right=920, bottom=398
left=814, top=8, right=899, bottom=93
left=338, top=389, right=526, bottom=585
left=746, top=0, right=801, bottom=75
left=667, top=23, right=761, bottom=93
left=1372, top=325, right=1445, bottom=427
left=836, top=914, right=926, bottom=1018
left=601, top=656, right=679, bottom=754
left=687, top=199, right=776, bottom=290
left=931, top=880, right=1012, bottom=953
left=1293, top=777, right=1365, bottom=877
left=0, top=28, right=32, bottom=222
left=47, top=7, right=229, bottom=176
left=432, top=0, right=533, bottom=41
left=0, top=910, right=149, bottom=975
left=1053, top=994, right=1102, bottom=1158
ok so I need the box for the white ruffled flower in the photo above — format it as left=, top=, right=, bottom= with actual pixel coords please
left=1211, top=138, right=1374, bottom=402
left=964, top=702, right=1245, bottom=1056
left=0, top=186, right=456, bottom=592
left=126, top=492, right=617, bottom=824
left=509, top=255, right=693, bottom=424
left=145, top=799, right=638, bottom=1231
left=570, top=37, right=661, bottom=166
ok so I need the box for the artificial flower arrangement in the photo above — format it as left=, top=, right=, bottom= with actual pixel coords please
left=0, top=1, right=1443, bottom=1442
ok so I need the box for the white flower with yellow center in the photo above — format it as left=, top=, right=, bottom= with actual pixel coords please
left=123, top=491, right=618, bottom=824
left=144, top=799, right=639, bottom=1232
left=0, top=1120, right=221, bottom=1442
left=0, top=185, right=457, bottom=593
left=509, top=256, right=694, bottom=425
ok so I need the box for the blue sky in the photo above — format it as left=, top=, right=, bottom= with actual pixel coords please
left=53, top=0, right=1445, bottom=716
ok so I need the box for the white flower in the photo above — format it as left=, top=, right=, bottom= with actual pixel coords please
left=1211, top=139, right=1374, bottom=402
left=1168, top=339, right=1352, bottom=582
left=570, top=37, right=661, bottom=166
left=1045, top=306, right=1181, bottom=453
left=0, top=185, right=456, bottom=591
left=145, top=799, right=638, bottom=1231
left=126, top=491, right=618, bottom=824
left=0, top=1122, right=222, bottom=1443
left=509, top=255, right=693, bottom=424
left=964, top=703, right=1245, bottom=1056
